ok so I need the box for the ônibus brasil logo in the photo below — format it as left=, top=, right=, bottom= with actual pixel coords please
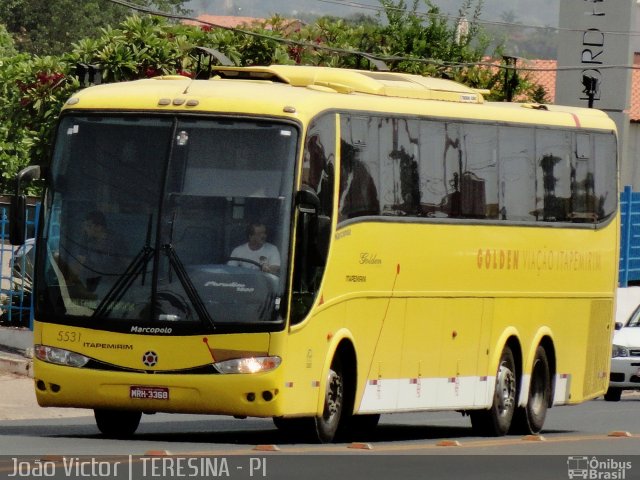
left=567, top=456, right=632, bottom=479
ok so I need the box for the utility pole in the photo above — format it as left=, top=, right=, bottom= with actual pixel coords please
left=503, top=56, right=519, bottom=102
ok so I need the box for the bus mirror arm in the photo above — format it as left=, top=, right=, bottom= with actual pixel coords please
left=10, top=165, right=43, bottom=246
left=295, top=189, right=330, bottom=265
left=295, top=188, right=320, bottom=215
left=315, top=215, right=331, bottom=261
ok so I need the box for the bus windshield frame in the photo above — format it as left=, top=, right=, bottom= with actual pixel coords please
left=35, top=113, right=300, bottom=335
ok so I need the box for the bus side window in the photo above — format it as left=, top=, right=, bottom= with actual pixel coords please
left=338, top=139, right=380, bottom=221
left=536, top=130, right=572, bottom=222
left=593, top=133, right=617, bottom=220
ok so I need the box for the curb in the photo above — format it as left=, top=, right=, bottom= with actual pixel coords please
left=0, top=353, right=33, bottom=378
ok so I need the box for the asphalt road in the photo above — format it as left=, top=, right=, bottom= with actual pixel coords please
left=1, top=387, right=640, bottom=480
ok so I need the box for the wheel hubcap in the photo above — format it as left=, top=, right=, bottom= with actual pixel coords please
left=324, top=369, right=343, bottom=422
left=496, top=362, right=516, bottom=418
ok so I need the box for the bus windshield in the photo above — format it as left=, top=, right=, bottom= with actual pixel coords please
left=38, top=115, right=298, bottom=333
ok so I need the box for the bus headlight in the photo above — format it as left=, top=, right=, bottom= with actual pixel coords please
left=612, top=344, right=629, bottom=358
left=35, top=344, right=90, bottom=368
left=214, top=356, right=281, bottom=374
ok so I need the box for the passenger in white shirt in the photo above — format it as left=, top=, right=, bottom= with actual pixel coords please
left=228, top=222, right=280, bottom=274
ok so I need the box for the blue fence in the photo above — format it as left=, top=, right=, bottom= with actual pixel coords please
left=0, top=204, right=39, bottom=329
left=619, top=185, right=640, bottom=287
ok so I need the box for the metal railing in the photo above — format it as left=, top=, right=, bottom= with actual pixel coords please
left=0, top=204, right=39, bottom=329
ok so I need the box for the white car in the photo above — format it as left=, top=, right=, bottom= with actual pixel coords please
left=606, top=305, right=640, bottom=401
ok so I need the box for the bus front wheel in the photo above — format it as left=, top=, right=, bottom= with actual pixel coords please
left=511, top=346, right=550, bottom=434
left=94, top=409, right=142, bottom=438
left=314, top=357, right=345, bottom=443
left=471, top=346, right=517, bottom=436
left=273, top=356, right=350, bottom=443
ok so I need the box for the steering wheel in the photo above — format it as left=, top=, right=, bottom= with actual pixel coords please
left=228, top=257, right=263, bottom=269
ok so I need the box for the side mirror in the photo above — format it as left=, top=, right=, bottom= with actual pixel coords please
left=295, top=188, right=320, bottom=215
left=10, top=195, right=27, bottom=246
left=615, top=322, right=624, bottom=331
left=10, top=165, right=43, bottom=245
left=296, top=189, right=331, bottom=266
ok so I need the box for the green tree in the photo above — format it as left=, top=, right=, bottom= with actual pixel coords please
left=0, top=0, right=191, bottom=56
left=0, top=54, right=79, bottom=190
left=0, top=3, right=549, bottom=193
left=0, top=24, right=15, bottom=57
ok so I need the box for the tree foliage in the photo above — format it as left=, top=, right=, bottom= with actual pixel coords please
left=0, top=0, right=548, bottom=193
left=0, top=54, right=79, bottom=189
left=0, top=0, right=190, bottom=56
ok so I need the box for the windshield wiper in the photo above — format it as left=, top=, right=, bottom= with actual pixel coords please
left=91, top=244, right=154, bottom=319
left=92, top=214, right=154, bottom=319
left=163, top=243, right=216, bottom=331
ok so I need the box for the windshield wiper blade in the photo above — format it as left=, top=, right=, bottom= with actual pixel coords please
left=163, top=243, right=215, bottom=331
left=92, top=214, right=155, bottom=319
left=91, top=245, right=154, bottom=319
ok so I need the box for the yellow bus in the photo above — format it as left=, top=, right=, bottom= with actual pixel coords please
left=12, top=65, right=619, bottom=442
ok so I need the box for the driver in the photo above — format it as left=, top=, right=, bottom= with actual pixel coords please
left=228, top=222, right=280, bottom=274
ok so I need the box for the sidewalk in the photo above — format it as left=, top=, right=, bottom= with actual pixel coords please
left=0, top=348, right=32, bottom=377
left=0, top=329, right=90, bottom=420
left=0, top=326, right=33, bottom=377
left=0, top=371, right=92, bottom=420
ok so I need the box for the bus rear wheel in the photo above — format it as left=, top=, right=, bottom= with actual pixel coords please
left=511, top=346, right=550, bottom=434
left=471, top=346, right=517, bottom=436
left=94, top=409, right=141, bottom=438
left=604, top=387, right=622, bottom=402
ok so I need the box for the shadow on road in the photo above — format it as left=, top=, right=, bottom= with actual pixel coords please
left=0, top=415, right=578, bottom=446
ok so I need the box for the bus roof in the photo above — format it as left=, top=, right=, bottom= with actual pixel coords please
left=211, top=65, right=486, bottom=103
left=64, top=65, right=616, bottom=131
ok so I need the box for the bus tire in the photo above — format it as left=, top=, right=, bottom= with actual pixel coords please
left=94, top=409, right=141, bottom=438
left=604, top=387, right=622, bottom=402
left=511, top=346, right=550, bottom=434
left=314, top=356, right=346, bottom=443
left=470, top=346, right=517, bottom=436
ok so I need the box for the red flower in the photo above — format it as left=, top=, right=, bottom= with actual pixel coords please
left=288, top=46, right=303, bottom=64
left=34, top=71, right=65, bottom=87
left=36, top=72, right=50, bottom=84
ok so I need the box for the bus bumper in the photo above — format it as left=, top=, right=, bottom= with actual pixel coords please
left=33, top=358, right=285, bottom=417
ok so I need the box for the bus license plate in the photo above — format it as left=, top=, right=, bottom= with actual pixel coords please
left=130, top=386, right=169, bottom=400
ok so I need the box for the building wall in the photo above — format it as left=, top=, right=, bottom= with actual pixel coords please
left=626, top=123, right=640, bottom=188
left=635, top=1, right=640, bottom=54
